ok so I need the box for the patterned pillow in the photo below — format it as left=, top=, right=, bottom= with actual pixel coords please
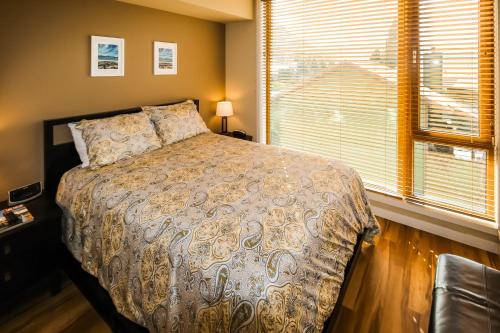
left=142, top=100, right=209, bottom=145
left=76, top=112, right=161, bottom=168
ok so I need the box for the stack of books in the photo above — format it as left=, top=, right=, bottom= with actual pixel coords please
left=0, top=204, right=34, bottom=233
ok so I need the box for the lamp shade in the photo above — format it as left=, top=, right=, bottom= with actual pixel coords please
left=216, top=101, right=234, bottom=117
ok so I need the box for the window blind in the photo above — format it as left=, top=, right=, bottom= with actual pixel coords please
left=261, top=0, right=496, bottom=220
left=261, top=0, right=399, bottom=194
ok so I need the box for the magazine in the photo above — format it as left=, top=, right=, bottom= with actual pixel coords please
left=0, top=204, right=34, bottom=233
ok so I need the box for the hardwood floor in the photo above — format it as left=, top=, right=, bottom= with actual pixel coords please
left=0, top=218, right=498, bottom=333
left=331, top=219, right=499, bottom=333
left=0, top=282, right=110, bottom=333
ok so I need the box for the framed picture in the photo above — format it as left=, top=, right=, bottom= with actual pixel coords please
left=154, top=41, right=177, bottom=75
left=91, top=36, right=124, bottom=77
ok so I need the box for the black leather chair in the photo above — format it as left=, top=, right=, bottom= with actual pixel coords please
left=429, top=254, right=500, bottom=333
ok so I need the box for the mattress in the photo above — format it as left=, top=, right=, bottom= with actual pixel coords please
left=56, top=132, right=379, bottom=332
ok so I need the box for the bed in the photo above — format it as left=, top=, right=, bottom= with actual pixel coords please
left=44, top=99, right=379, bottom=332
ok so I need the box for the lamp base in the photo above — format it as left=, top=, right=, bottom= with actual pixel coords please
left=221, top=116, right=228, bottom=133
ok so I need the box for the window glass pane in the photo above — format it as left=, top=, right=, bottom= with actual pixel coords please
left=268, top=0, right=398, bottom=193
left=413, top=141, right=487, bottom=214
left=419, top=0, right=480, bottom=136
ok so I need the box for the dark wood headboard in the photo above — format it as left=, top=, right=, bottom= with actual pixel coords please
left=43, top=99, right=200, bottom=198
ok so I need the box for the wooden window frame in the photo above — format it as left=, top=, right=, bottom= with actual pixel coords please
left=399, top=0, right=495, bottom=219
left=263, top=0, right=271, bottom=145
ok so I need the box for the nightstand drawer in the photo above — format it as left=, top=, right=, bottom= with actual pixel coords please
left=0, top=222, right=58, bottom=264
left=0, top=253, right=39, bottom=297
left=0, top=229, right=36, bottom=262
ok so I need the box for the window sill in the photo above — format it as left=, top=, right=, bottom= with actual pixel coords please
left=367, top=190, right=498, bottom=236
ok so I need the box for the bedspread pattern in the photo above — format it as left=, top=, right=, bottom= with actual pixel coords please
left=57, top=133, right=379, bottom=332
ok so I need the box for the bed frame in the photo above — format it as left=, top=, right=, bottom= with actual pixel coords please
left=43, top=98, right=366, bottom=332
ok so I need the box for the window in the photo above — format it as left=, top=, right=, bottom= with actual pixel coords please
left=261, top=0, right=495, bottom=220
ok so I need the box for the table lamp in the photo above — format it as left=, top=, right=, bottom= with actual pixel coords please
left=216, top=101, right=234, bottom=133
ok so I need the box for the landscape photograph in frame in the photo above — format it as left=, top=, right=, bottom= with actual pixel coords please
left=154, top=41, right=177, bottom=75
left=91, top=36, right=124, bottom=77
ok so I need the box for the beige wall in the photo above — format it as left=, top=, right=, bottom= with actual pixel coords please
left=0, top=0, right=225, bottom=200
left=225, top=19, right=258, bottom=137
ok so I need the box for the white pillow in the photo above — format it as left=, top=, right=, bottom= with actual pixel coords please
left=68, top=123, right=90, bottom=168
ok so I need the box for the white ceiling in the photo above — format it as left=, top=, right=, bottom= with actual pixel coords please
left=117, top=0, right=254, bottom=22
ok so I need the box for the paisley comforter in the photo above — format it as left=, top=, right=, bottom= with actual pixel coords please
left=57, top=132, right=379, bottom=332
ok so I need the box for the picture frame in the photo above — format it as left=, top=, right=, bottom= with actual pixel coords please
left=90, top=36, right=124, bottom=77
left=154, top=41, right=177, bottom=75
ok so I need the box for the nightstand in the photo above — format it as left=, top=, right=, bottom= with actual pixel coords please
left=219, top=131, right=253, bottom=142
left=0, top=193, right=62, bottom=308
